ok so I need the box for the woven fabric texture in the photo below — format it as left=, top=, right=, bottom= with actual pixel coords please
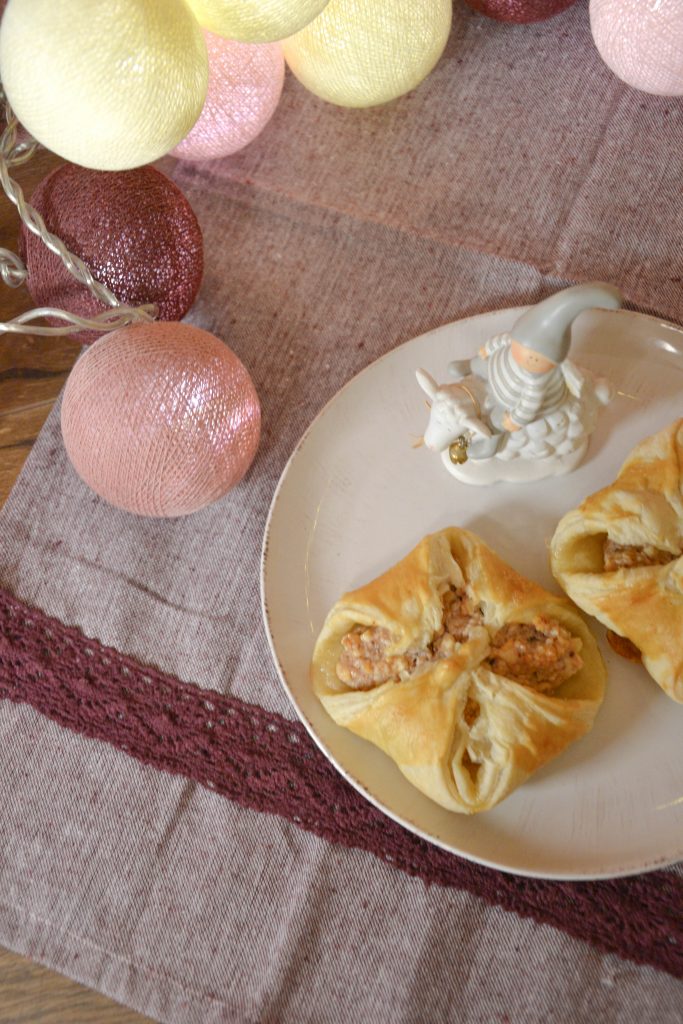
left=1, top=4, right=682, bottom=1022
left=1, top=586, right=681, bottom=980
left=183, top=4, right=683, bottom=322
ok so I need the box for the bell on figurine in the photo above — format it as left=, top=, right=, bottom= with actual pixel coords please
left=416, top=282, right=622, bottom=486
left=449, top=435, right=470, bottom=464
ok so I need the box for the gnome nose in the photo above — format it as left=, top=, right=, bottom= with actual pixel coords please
left=510, top=340, right=557, bottom=373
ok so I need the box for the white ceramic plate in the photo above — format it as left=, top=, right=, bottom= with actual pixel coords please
left=261, top=307, right=683, bottom=880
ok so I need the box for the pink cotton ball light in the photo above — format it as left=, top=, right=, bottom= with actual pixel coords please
left=61, top=322, right=261, bottom=518
left=590, top=0, right=683, bottom=95
left=20, top=164, right=204, bottom=344
left=172, top=31, right=284, bottom=161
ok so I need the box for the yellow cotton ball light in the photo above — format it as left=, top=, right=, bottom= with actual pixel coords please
left=0, top=0, right=208, bottom=170
left=184, top=0, right=332, bottom=44
left=282, top=0, right=453, bottom=108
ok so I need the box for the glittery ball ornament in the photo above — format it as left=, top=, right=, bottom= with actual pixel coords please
left=61, top=323, right=261, bottom=518
left=20, top=164, right=204, bottom=345
left=463, top=0, right=578, bottom=23
left=590, top=0, right=683, bottom=96
left=184, top=0, right=331, bottom=43
left=282, top=0, right=453, bottom=108
left=172, top=33, right=284, bottom=161
left=0, top=0, right=208, bottom=170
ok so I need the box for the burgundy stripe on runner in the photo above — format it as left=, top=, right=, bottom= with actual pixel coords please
left=0, top=586, right=681, bottom=978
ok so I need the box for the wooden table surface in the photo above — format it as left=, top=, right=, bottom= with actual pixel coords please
left=0, top=151, right=152, bottom=1023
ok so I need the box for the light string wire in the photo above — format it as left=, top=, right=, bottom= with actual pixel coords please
left=0, top=93, right=158, bottom=336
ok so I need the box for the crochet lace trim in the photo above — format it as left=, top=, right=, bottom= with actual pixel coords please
left=0, top=587, right=680, bottom=978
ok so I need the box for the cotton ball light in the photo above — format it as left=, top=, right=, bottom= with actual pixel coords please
left=0, top=0, right=208, bottom=170
left=20, top=164, right=203, bottom=344
left=61, top=323, right=261, bottom=518
left=463, top=0, right=578, bottom=22
left=282, top=0, right=453, bottom=108
left=172, top=33, right=284, bottom=161
left=184, top=0, right=331, bottom=44
left=590, top=0, right=683, bottom=95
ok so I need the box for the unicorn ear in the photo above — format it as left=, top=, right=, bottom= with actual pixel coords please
left=462, top=415, right=492, bottom=439
left=416, top=368, right=438, bottom=399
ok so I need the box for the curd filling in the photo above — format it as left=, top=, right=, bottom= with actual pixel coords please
left=336, top=587, right=482, bottom=690
left=603, top=538, right=678, bottom=572
left=484, top=616, right=583, bottom=694
left=336, top=590, right=583, bottom=695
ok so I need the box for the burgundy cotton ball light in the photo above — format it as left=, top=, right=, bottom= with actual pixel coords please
left=463, top=0, right=578, bottom=22
left=21, top=164, right=204, bottom=343
left=61, top=322, right=261, bottom=517
left=172, top=31, right=284, bottom=161
left=590, top=0, right=683, bottom=96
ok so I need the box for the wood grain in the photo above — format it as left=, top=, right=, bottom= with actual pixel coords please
left=0, top=152, right=152, bottom=1022
left=0, top=948, right=154, bottom=1024
left=0, top=148, right=80, bottom=507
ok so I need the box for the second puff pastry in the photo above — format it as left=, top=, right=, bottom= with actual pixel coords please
left=311, top=528, right=605, bottom=814
left=551, top=418, right=683, bottom=702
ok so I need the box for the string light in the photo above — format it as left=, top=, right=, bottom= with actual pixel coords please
left=0, top=97, right=157, bottom=337
left=0, top=91, right=260, bottom=519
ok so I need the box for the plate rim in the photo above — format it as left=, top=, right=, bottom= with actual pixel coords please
left=260, top=304, right=683, bottom=881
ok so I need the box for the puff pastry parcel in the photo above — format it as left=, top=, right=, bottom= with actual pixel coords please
left=551, top=419, right=683, bottom=702
left=311, top=528, right=605, bottom=814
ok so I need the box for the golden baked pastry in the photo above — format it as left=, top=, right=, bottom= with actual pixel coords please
left=311, top=528, right=605, bottom=814
left=551, top=419, right=683, bottom=703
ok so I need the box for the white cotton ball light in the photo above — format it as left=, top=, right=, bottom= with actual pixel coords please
left=172, top=33, right=285, bottom=161
left=590, top=0, right=683, bottom=96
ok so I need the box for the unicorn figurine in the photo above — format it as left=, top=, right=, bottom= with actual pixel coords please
left=416, top=282, right=621, bottom=485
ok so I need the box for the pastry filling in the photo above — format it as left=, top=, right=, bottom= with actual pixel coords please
left=484, top=616, right=583, bottom=694
left=606, top=629, right=642, bottom=663
left=336, top=592, right=582, bottom=696
left=336, top=586, right=483, bottom=690
left=603, top=538, right=678, bottom=571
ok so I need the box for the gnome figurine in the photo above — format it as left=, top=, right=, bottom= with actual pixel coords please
left=417, top=282, right=622, bottom=485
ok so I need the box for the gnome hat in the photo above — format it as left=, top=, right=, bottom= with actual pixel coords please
left=511, top=282, right=623, bottom=363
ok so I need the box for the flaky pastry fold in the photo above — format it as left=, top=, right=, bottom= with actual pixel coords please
left=551, top=419, right=683, bottom=702
left=311, top=528, right=604, bottom=814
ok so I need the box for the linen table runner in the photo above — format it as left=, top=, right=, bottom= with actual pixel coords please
left=1, top=586, right=681, bottom=976
left=1, top=5, right=682, bottom=1022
